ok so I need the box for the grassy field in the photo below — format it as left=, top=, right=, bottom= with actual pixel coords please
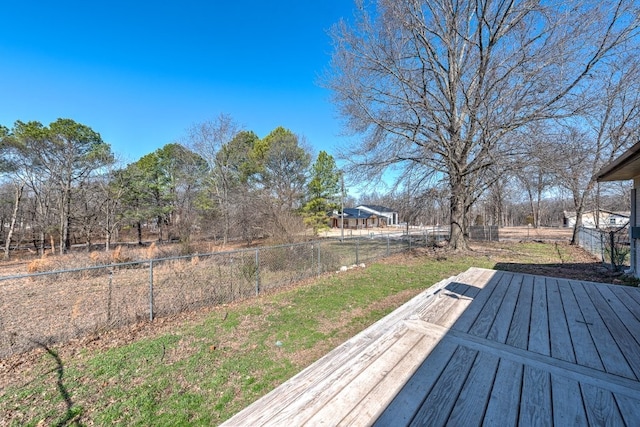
left=0, top=241, right=631, bottom=426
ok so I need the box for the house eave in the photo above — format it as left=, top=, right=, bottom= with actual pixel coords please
left=597, top=140, right=640, bottom=182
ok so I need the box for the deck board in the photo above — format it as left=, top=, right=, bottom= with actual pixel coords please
left=446, top=351, right=500, bottom=426
left=409, top=345, right=478, bottom=426
left=482, top=359, right=523, bottom=426
left=486, top=273, right=522, bottom=343
left=519, top=365, right=552, bottom=426
left=528, top=276, right=550, bottom=356
left=547, top=278, right=576, bottom=363
left=557, top=278, right=604, bottom=371
left=615, top=392, right=640, bottom=425
left=581, top=383, right=625, bottom=425
left=551, top=374, right=588, bottom=426
left=570, top=280, right=636, bottom=379
left=506, top=274, right=533, bottom=349
left=221, top=268, right=640, bottom=426
left=372, top=339, right=459, bottom=426
left=582, top=283, right=640, bottom=378
left=468, top=272, right=512, bottom=339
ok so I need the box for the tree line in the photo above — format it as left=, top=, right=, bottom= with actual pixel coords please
left=326, top=0, right=640, bottom=248
left=4, top=0, right=640, bottom=255
left=0, top=115, right=341, bottom=259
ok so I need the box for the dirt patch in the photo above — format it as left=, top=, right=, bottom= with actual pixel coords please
left=498, top=226, right=572, bottom=240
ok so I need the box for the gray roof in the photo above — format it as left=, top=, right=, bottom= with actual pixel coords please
left=357, top=205, right=395, bottom=213
left=341, top=208, right=373, bottom=219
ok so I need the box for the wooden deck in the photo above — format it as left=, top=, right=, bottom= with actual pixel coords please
left=221, top=268, right=640, bottom=426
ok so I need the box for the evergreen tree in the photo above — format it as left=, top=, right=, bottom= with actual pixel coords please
left=303, top=151, right=340, bottom=233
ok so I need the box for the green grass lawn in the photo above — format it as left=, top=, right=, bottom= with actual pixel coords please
left=0, top=241, right=618, bottom=426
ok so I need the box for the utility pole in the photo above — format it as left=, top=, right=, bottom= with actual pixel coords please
left=341, top=172, right=345, bottom=242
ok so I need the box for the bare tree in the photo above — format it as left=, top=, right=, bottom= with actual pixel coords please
left=554, top=56, right=640, bottom=243
left=326, top=0, right=640, bottom=249
left=185, top=114, right=246, bottom=245
left=3, top=182, right=24, bottom=259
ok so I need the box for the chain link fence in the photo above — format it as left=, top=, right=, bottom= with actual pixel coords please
left=0, top=231, right=437, bottom=358
left=578, top=225, right=630, bottom=270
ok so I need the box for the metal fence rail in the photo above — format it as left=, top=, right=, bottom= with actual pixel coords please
left=0, top=231, right=436, bottom=358
left=578, top=225, right=630, bottom=269
left=468, top=226, right=499, bottom=242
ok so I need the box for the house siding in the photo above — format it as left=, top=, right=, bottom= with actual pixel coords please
left=634, top=182, right=640, bottom=278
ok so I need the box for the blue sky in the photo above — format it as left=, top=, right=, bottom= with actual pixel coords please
left=0, top=1, right=357, bottom=163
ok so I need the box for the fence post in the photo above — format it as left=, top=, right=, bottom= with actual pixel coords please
left=610, top=231, right=615, bottom=269
left=317, top=242, right=321, bottom=276
left=356, top=238, right=359, bottom=265
left=149, top=260, right=154, bottom=321
left=387, top=234, right=390, bottom=256
left=255, top=249, right=260, bottom=295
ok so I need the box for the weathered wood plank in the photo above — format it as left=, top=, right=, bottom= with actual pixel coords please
left=444, top=324, right=640, bottom=399
left=338, top=326, right=448, bottom=426
left=456, top=267, right=498, bottom=289
left=547, top=278, right=576, bottom=363
left=302, top=328, right=429, bottom=426
left=222, top=275, right=458, bottom=426
left=615, top=392, right=640, bottom=426
left=519, top=365, right=552, bottom=426
left=551, top=374, right=588, bottom=425
left=451, top=270, right=505, bottom=334
left=615, top=285, right=640, bottom=311
left=557, top=279, right=604, bottom=371
left=408, top=345, right=478, bottom=427
left=600, top=286, right=640, bottom=341
left=373, top=339, right=459, bottom=426
left=482, top=359, right=523, bottom=426
left=419, top=281, right=475, bottom=326
left=486, top=273, right=522, bottom=343
left=467, top=272, right=513, bottom=339
left=506, top=274, right=534, bottom=350
left=446, top=351, right=500, bottom=426
left=528, top=276, right=550, bottom=356
left=426, top=285, right=484, bottom=330
left=266, top=328, right=410, bottom=425
left=224, top=323, right=409, bottom=426
left=582, top=283, right=640, bottom=379
left=418, top=268, right=495, bottom=324
left=581, top=383, right=625, bottom=426
left=570, top=280, right=636, bottom=379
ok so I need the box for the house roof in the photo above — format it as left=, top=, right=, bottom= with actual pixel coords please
left=341, top=208, right=373, bottom=219
left=356, top=205, right=395, bottom=214
left=597, top=140, right=640, bottom=181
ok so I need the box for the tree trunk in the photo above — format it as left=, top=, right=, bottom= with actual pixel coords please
left=105, top=201, right=111, bottom=252
left=38, top=231, right=45, bottom=256
left=59, top=183, right=72, bottom=255
left=571, top=210, right=583, bottom=245
left=65, top=186, right=72, bottom=251
left=4, top=184, right=24, bottom=260
left=137, top=221, right=143, bottom=245
left=449, top=178, right=469, bottom=250
left=157, top=215, right=163, bottom=242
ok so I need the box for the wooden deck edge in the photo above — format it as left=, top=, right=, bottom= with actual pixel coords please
left=220, top=270, right=475, bottom=426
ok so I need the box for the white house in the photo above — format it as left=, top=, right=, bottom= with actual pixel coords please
left=330, top=205, right=400, bottom=229
left=355, top=205, right=400, bottom=226
left=563, top=210, right=630, bottom=229
left=597, top=140, right=640, bottom=277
